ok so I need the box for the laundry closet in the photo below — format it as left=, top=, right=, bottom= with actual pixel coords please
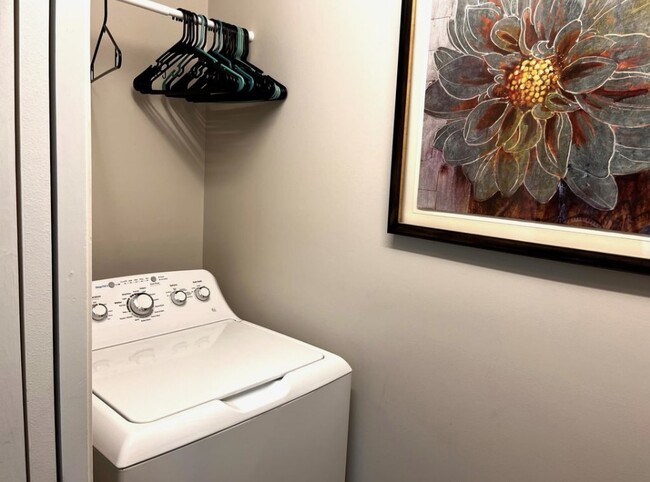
left=89, top=1, right=354, bottom=480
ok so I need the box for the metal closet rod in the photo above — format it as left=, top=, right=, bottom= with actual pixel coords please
left=114, top=0, right=255, bottom=41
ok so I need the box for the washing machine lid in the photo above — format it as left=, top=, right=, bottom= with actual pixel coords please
left=92, top=320, right=324, bottom=423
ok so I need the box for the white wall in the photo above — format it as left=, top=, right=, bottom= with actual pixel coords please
left=203, top=1, right=650, bottom=481
left=91, top=0, right=207, bottom=280
left=17, top=1, right=58, bottom=479
left=0, top=1, right=26, bottom=479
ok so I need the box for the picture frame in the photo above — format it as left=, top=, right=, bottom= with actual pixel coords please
left=388, top=0, right=650, bottom=274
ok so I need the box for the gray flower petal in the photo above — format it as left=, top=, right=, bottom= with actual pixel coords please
left=525, top=151, right=561, bottom=203
left=553, top=19, right=582, bottom=57
left=464, top=99, right=510, bottom=145
left=433, top=120, right=465, bottom=151
left=602, top=34, right=650, bottom=73
left=536, top=113, right=572, bottom=177
left=568, top=110, right=614, bottom=177
left=565, top=167, right=618, bottom=211
left=544, top=92, right=580, bottom=112
left=518, top=7, right=536, bottom=55
left=581, top=0, right=621, bottom=30
left=443, top=129, right=497, bottom=165
left=531, top=104, right=555, bottom=120
left=612, top=127, right=650, bottom=174
left=566, top=36, right=614, bottom=64
left=434, top=47, right=463, bottom=71
left=471, top=155, right=500, bottom=201
left=447, top=19, right=465, bottom=53
left=610, top=146, right=650, bottom=174
left=498, top=107, right=524, bottom=144
left=615, top=125, right=650, bottom=148
left=462, top=156, right=486, bottom=182
left=438, top=55, right=494, bottom=100
left=504, top=111, right=542, bottom=152
left=453, top=0, right=482, bottom=54
left=589, top=0, right=650, bottom=36
left=559, top=56, right=617, bottom=94
left=425, top=80, right=479, bottom=119
left=490, top=16, right=521, bottom=53
left=465, top=3, right=506, bottom=54
left=496, top=148, right=529, bottom=196
left=500, top=0, right=518, bottom=16
left=532, top=40, right=554, bottom=58
left=577, top=76, right=650, bottom=127
left=533, top=0, right=585, bottom=44
left=484, top=52, right=522, bottom=71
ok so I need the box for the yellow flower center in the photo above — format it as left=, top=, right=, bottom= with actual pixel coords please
left=506, top=57, right=559, bottom=109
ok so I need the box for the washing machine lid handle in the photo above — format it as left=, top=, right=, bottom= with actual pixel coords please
left=92, top=320, right=324, bottom=423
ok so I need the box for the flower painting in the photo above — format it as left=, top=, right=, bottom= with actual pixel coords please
left=388, top=0, right=650, bottom=272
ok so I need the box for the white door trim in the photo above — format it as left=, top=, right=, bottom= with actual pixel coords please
left=52, top=0, right=93, bottom=479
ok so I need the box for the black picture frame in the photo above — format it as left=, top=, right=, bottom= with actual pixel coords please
left=387, top=0, right=650, bottom=275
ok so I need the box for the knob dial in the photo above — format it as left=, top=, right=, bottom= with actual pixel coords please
left=171, top=290, right=187, bottom=306
left=92, top=303, right=109, bottom=322
left=195, top=286, right=210, bottom=301
left=128, top=293, right=155, bottom=318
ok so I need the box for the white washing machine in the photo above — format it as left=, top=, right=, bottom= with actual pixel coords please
left=91, top=269, right=351, bottom=482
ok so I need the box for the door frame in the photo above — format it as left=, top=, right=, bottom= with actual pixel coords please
left=11, top=1, right=93, bottom=480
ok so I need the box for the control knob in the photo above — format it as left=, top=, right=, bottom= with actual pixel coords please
left=171, top=290, right=187, bottom=306
left=92, top=303, right=108, bottom=322
left=128, top=293, right=155, bottom=318
left=195, top=286, right=210, bottom=301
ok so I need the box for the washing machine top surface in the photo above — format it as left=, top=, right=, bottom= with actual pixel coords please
left=92, top=319, right=323, bottom=423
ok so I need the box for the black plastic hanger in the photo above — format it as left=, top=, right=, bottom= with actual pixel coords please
left=132, top=9, right=193, bottom=94
left=186, top=21, right=287, bottom=102
left=164, top=14, right=247, bottom=97
left=132, top=9, right=287, bottom=103
left=135, top=10, right=244, bottom=96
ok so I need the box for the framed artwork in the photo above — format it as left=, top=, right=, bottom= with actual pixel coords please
left=388, top=0, right=650, bottom=273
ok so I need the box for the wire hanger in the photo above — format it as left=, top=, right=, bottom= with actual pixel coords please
left=91, top=0, right=123, bottom=82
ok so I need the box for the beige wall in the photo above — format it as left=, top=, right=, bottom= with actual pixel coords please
left=203, top=1, right=650, bottom=481
left=91, top=0, right=206, bottom=280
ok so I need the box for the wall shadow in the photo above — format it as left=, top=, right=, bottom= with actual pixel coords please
left=204, top=102, right=283, bottom=179
left=389, top=234, right=650, bottom=298
left=345, top=388, right=358, bottom=482
left=131, top=90, right=206, bottom=171
left=206, top=101, right=282, bottom=140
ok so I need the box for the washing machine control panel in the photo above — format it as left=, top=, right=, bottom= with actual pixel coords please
left=91, top=269, right=237, bottom=350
